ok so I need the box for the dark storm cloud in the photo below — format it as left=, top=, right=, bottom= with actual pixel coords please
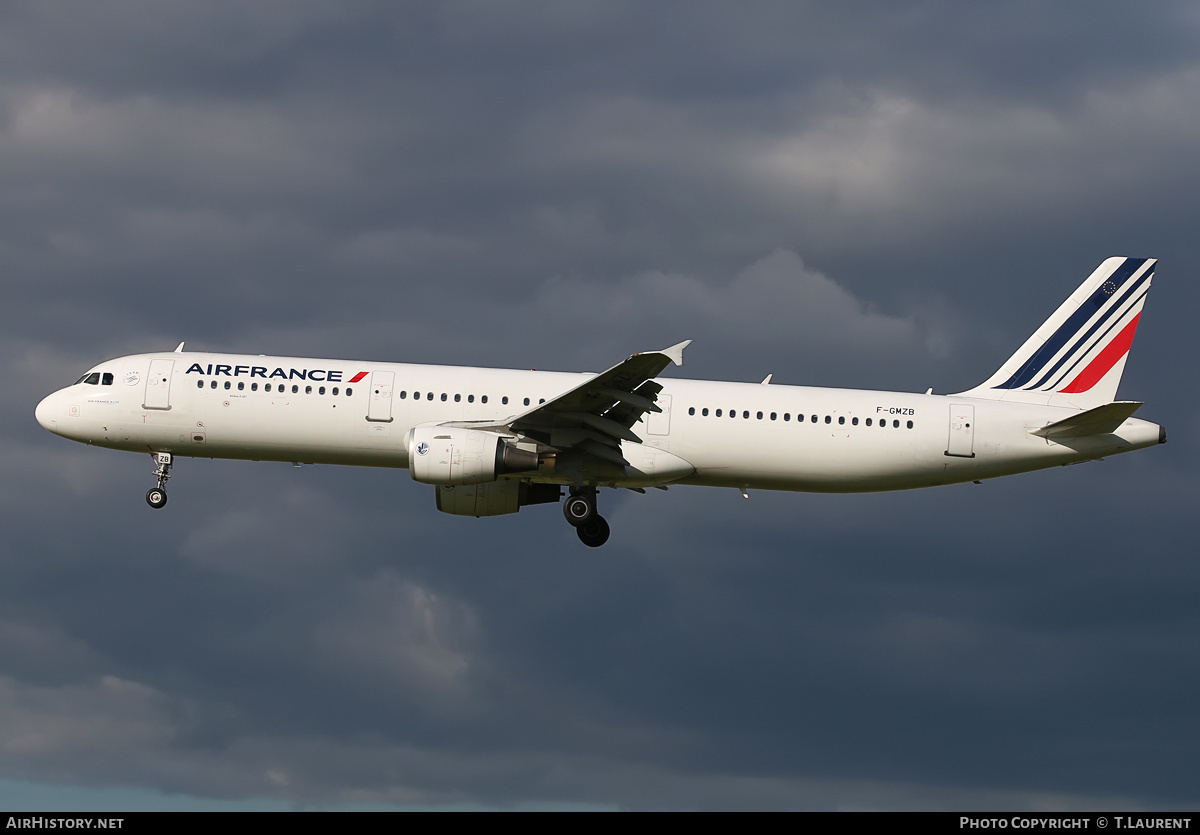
left=2, top=1, right=1198, bottom=810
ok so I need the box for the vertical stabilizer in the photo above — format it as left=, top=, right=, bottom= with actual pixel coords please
left=957, top=257, right=1155, bottom=409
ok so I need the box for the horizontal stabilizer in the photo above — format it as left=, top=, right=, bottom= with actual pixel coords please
left=1031, top=401, right=1143, bottom=439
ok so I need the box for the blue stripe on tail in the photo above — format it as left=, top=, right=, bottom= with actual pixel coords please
left=992, top=257, right=1147, bottom=390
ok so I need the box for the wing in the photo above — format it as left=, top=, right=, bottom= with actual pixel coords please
left=446, top=340, right=690, bottom=471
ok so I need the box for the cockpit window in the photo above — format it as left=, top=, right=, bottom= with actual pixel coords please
left=102, top=372, right=114, bottom=385
left=74, top=373, right=90, bottom=385
left=83, top=373, right=101, bottom=385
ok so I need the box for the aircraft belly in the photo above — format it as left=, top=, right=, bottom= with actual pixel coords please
left=201, top=406, right=408, bottom=466
left=677, top=421, right=926, bottom=491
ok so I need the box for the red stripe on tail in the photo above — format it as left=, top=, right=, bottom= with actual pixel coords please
left=1058, top=313, right=1140, bottom=394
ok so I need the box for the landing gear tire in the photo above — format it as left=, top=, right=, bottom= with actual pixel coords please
left=563, top=493, right=595, bottom=527
left=147, top=452, right=173, bottom=509
left=576, top=515, right=610, bottom=548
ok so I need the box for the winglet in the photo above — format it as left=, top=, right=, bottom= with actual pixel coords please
left=174, top=342, right=186, bottom=353
left=660, top=340, right=691, bottom=367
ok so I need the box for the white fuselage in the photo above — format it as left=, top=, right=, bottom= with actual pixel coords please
left=35, top=351, right=1164, bottom=493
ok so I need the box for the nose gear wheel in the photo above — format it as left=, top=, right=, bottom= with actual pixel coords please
left=147, top=452, right=172, bottom=510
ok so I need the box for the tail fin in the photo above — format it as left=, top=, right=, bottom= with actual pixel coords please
left=957, top=257, right=1155, bottom=409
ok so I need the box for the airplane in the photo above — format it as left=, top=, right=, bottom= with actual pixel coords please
left=35, top=257, right=1165, bottom=547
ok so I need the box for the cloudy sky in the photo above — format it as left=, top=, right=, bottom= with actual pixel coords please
left=3, top=1, right=1198, bottom=811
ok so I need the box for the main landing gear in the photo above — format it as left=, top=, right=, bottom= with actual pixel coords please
left=146, top=452, right=172, bottom=509
left=563, top=486, right=610, bottom=548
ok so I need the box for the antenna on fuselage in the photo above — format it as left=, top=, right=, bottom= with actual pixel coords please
left=174, top=342, right=185, bottom=353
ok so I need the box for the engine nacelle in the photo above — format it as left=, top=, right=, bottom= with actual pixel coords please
left=407, top=425, right=539, bottom=486
left=435, top=480, right=562, bottom=517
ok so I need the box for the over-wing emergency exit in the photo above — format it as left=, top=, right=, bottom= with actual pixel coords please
left=35, top=257, right=1165, bottom=547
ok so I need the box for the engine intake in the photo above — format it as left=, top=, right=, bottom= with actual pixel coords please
left=407, top=425, right=539, bottom=486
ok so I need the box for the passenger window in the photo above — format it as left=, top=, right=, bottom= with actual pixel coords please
left=238, top=382, right=244, bottom=391
left=502, top=396, right=508, bottom=405
left=784, top=413, right=790, bottom=421
left=332, top=387, right=339, bottom=395
left=825, top=415, right=831, bottom=424
left=441, top=393, right=447, bottom=401
left=266, top=384, right=272, bottom=392
left=524, top=398, right=530, bottom=406
left=481, top=395, right=488, bottom=404
left=742, top=410, right=749, bottom=419
left=426, top=392, right=433, bottom=401
left=810, top=415, right=817, bottom=423
left=346, top=387, right=353, bottom=396
left=907, top=420, right=913, bottom=429
left=770, top=412, right=776, bottom=420
left=702, top=408, right=709, bottom=416
left=224, top=381, right=231, bottom=390
left=838, top=416, right=845, bottom=425
left=319, top=386, right=325, bottom=395
left=400, top=391, right=407, bottom=399
left=893, top=419, right=900, bottom=428
left=102, top=373, right=114, bottom=385
left=852, top=417, right=858, bottom=425
left=540, top=399, right=545, bottom=404
left=292, top=385, right=299, bottom=394
left=866, top=418, right=872, bottom=426
left=413, top=391, right=420, bottom=399
left=305, top=386, right=311, bottom=394
left=716, top=409, right=722, bottom=417
left=757, top=411, right=763, bottom=420
left=211, top=381, right=217, bottom=390
left=197, top=380, right=204, bottom=389
left=252, top=383, right=258, bottom=391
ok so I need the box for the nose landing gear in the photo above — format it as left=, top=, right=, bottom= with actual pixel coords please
left=146, top=452, right=172, bottom=509
left=563, top=486, right=610, bottom=547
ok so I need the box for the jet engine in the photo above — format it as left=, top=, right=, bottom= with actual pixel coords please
left=407, top=425, right=539, bottom=486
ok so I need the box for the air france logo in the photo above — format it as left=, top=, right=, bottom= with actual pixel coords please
left=185, top=363, right=369, bottom=383
left=416, top=442, right=430, bottom=456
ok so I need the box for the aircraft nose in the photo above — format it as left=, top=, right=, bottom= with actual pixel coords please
left=35, top=392, right=58, bottom=432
